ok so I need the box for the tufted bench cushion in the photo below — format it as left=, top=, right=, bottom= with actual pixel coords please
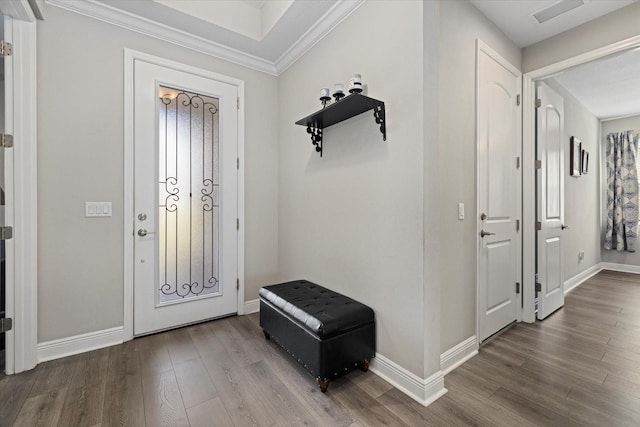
left=258, top=280, right=374, bottom=339
left=259, top=279, right=375, bottom=392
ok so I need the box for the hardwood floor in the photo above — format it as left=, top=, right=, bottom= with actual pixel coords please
left=1, top=269, right=640, bottom=426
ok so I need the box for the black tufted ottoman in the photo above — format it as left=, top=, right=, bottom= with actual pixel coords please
left=259, top=280, right=375, bottom=392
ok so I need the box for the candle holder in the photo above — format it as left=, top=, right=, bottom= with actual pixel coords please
left=320, top=88, right=331, bottom=108
left=320, top=96, right=331, bottom=108
left=333, top=83, right=345, bottom=102
left=349, top=74, right=363, bottom=94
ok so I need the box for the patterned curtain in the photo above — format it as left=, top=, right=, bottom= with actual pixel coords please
left=605, top=131, right=639, bottom=252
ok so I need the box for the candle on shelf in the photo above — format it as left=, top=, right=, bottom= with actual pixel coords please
left=333, top=83, right=345, bottom=101
left=319, top=87, right=331, bottom=108
left=349, top=74, right=363, bottom=94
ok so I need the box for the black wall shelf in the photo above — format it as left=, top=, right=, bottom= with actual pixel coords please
left=295, top=93, right=386, bottom=157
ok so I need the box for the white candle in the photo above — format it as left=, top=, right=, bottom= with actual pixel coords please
left=333, top=83, right=344, bottom=94
left=320, top=88, right=330, bottom=98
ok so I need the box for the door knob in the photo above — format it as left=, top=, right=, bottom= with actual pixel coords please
left=561, top=224, right=569, bottom=230
left=137, top=228, right=156, bottom=237
left=480, top=229, right=495, bottom=237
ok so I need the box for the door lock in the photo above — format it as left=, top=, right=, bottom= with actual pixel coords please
left=480, top=213, right=487, bottom=220
left=138, top=213, right=147, bottom=221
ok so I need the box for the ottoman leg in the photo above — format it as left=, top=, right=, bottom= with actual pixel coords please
left=262, top=330, right=271, bottom=340
left=317, top=378, right=330, bottom=393
left=359, top=360, right=370, bottom=372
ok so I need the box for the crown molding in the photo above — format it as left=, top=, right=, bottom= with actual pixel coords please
left=46, top=0, right=364, bottom=76
left=274, top=0, right=365, bottom=74
left=46, top=0, right=279, bottom=75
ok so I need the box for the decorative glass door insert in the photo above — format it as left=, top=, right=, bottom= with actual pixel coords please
left=157, top=86, right=220, bottom=304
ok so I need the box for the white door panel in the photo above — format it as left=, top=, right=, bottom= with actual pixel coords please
left=536, top=82, right=565, bottom=320
left=477, top=44, right=521, bottom=342
left=133, top=60, right=238, bottom=335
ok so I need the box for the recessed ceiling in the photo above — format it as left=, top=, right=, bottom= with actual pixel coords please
left=470, top=0, right=637, bottom=47
left=49, top=0, right=363, bottom=75
left=549, top=47, right=640, bottom=119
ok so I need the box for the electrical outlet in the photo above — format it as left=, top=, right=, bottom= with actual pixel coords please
left=578, top=251, right=585, bottom=263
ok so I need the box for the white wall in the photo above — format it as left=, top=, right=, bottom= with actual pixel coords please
left=601, top=115, right=640, bottom=265
left=543, top=78, right=601, bottom=281
left=277, top=0, right=433, bottom=377
left=438, top=0, right=521, bottom=352
left=37, top=5, right=279, bottom=342
left=523, top=2, right=640, bottom=73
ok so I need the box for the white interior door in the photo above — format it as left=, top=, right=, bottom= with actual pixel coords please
left=477, top=43, right=521, bottom=342
left=134, top=59, right=238, bottom=336
left=536, top=82, right=565, bottom=320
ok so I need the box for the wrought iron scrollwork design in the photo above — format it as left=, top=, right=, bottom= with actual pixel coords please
left=158, top=87, right=221, bottom=301
left=307, top=125, right=323, bottom=157
left=373, top=104, right=386, bottom=141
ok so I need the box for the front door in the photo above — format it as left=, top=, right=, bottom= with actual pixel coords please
left=477, top=42, right=521, bottom=342
left=536, top=82, right=565, bottom=319
left=133, top=59, right=238, bottom=335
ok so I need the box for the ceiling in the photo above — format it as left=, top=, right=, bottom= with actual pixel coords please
left=549, top=47, right=640, bottom=119
left=470, top=0, right=637, bottom=47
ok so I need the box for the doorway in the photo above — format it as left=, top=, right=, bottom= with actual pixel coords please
left=131, top=56, right=240, bottom=336
left=523, top=37, right=640, bottom=321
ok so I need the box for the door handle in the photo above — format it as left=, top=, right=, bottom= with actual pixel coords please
left=137, top=228, right=156, bottom=237
left=480, top=229, right=495, bottom=238
left=561, top=224, right=569, bottom=230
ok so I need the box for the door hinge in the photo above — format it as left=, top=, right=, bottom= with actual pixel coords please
left=236, top=218, right=239, bottom=230
left=535, top=221, right=542, bottom=231
left=0, top=226, right=13, bottom=240
left=516, top=219, right=520, bottom=232
left=0, top=317, right=12, bottom=333
left=237, top=97, right=239, bottom=110
left=516, top=282, right=520, bottom=294
left=0, top=134, right=13, bottom=148
left=236, top=278, right=239, bottom=290
left=535, top=274, right=541, bottom=293
left=535, top=159, right=542, bottom=169
left=237, top=157, right=239, bottom=170
left=536, top=98, right=542, bottom=108
left=516, top=157, right=520, bottom=169
left=0, top=41, right=12, bottom=56
left=516, top=94, right=521, bottom=106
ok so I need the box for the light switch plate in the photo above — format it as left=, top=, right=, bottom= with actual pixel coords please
left=458, top=203, right=465, bottom=220
left=85, top=202, right=112, bottom=217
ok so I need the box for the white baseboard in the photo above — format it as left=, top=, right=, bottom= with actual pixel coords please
left=599, top=262, right=640, bottom=274
left=370, top=353, right=447, bottom=407
left=564, top=264, right=603, bottom=295
left=440, top=336, right=478, bottom=375
left=37, top=326, right=124, bottom=363
left=244, top=298, right=260, bottom=314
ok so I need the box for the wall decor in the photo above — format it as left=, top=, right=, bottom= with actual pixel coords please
left=570, top=136, right=581, bottom=176
left=581, top=149, right=589, bottom=174
left=296, top=93, right=386, bottom=157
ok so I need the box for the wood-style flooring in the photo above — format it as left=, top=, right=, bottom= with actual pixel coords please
left=2, top=269, right=640, bottom=426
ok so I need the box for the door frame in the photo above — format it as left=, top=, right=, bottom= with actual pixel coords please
left=475, top=39, right=523, bottom=341
left=123, top=49, right=246, bottom=341
left=521, top=35, right=640, bottom=322
left=1, top=15, right=38, bottom=374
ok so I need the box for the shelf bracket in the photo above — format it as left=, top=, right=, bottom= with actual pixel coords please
left=373, top=103, right=386, bottom=141
left=306, top=125, right=323, bottom=157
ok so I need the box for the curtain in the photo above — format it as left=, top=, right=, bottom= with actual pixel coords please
left=605, top=131, right=639, bottom=252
